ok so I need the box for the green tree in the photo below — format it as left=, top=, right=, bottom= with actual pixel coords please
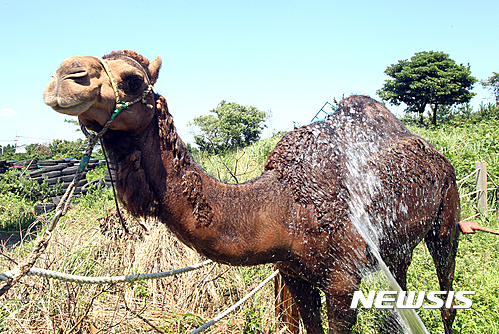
left=1, top=144, right=16, bottom=156
left=189, top=101, right=271, bottom=153
left=481, top=72, right=499, bottom=103
left=49, top=138, right=86, bottom=159
left=377, top=51, right=477, bottom=126
left=25, top=143, right=51, bottom=159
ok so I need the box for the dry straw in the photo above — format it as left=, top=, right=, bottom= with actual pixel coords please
left=0, top=207, right=278, bottom=333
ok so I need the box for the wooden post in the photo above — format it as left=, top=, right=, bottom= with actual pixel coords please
left=275, top=271, right=300, bottom=333
left=476, top=161, right=488, bottom=218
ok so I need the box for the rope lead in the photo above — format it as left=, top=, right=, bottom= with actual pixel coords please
left=0, top=260, right=213, bottom=284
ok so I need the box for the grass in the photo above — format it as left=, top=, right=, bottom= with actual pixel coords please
left=407, top=122, right=499, bottom=194
left=0, top=193, right=37, bottom=231
left=191, top=134, right=283, bottom=184
left=1, top=119, right=499, bottom=333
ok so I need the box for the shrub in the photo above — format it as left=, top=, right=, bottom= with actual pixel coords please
left=0, top=171, right=42, bottom=202
left=0, top=192, right=36, bottom=230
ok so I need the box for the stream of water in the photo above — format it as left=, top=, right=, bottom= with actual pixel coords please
left=352, top=222, right=429, bottom=333
left=317, top=105, right=431, bottom=333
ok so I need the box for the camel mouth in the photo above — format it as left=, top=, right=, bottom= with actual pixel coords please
left=49, top=100, right=95, bottom=116
left=44, top=57, right=100, bottom=116
left=79, top=118, right=104, bottom=132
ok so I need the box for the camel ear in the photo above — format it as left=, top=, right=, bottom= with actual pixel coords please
left=149, top=55, right=162, bottom=85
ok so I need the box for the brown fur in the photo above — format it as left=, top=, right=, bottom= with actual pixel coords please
left=182, top=171, right=214, bottom=227
left=45, top=53, right=460, bottom=333
left=103, top=50, right=155, bottom=81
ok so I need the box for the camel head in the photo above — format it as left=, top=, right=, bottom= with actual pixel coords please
left=44, top=50, right=162, bottom=133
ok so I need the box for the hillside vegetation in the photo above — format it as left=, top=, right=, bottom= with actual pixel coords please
left=1, top=103, right=499, bottom=333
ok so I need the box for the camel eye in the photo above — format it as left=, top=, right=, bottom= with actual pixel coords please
left=124, top=75, right=143, bottom=94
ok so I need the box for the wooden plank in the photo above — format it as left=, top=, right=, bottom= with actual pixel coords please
left=275, top=271, right=300, bottom=333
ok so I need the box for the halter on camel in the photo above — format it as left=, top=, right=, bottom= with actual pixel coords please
left=79, top=56, right=156, bottom=136
left=78, top=56, right=158, bottom=232
left=97, top=56, right=155, bottom=119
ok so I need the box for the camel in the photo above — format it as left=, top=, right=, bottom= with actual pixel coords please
left=44, top=50, right=460, bottom=333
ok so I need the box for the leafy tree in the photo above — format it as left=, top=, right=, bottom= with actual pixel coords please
left=377, top=51, right=477, bottom=125
left=49, top=138, right=86, bottom=159
left=481, top=72, right=499, bottom=103
left=189, top=101, right=271, bottom=153
left=1, top=144, right=16, bottom=156
left=25, top=143, right=51, bottom=159
left=1, top=138, right=91, bottom=161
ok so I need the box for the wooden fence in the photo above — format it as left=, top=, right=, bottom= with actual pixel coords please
left=460, top=161, right=499, bottom=220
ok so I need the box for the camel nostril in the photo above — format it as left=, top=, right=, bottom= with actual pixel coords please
left=62, top=69, right=88, bottom=80
left=56, top=58, right=88, bottom=80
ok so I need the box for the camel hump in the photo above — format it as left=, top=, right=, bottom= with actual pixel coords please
left=372, top=135, right=456, bottom=183
left=263, top=95, right=433, bottom=231
left=265, top=95, right=410, bottom=174
left=335, top=95, right=411, bottom=138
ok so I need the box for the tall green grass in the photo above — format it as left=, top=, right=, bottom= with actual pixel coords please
left=191, top=133, right=283, bottom=184
left=407, top=121, right=499, bottom=196
left=0, top=192, right=37, bottom=231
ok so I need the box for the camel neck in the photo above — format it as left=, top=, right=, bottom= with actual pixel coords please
left=101, top=97, right=293, bottom=265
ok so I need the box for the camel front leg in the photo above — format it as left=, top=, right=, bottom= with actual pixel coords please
left=324, top=272, right=361, bottom=334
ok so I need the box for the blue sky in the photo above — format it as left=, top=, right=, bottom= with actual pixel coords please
left=1, top=0, right=498, bottom=150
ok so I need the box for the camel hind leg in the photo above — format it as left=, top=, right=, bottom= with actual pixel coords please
left=424, top=182, right=460, bottom=334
